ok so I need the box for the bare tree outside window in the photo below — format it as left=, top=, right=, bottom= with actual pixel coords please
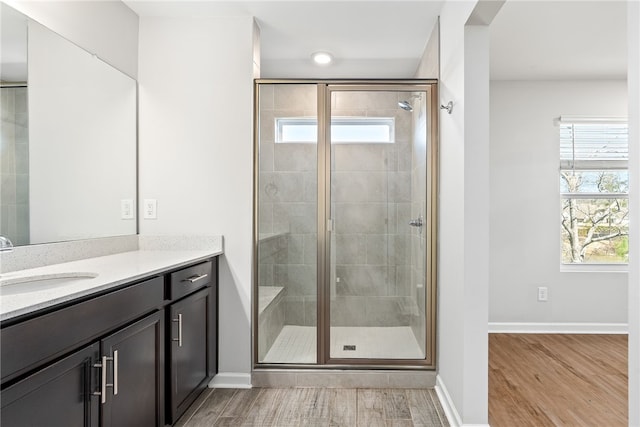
left=561, top=172, right=629, bottom=263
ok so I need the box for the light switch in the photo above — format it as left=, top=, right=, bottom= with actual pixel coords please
left=143, top=199, right=157, bottom=219
left=121, top=199, right=134, bottom=219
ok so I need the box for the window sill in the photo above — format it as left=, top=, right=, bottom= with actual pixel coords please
left=561, top=263, right=629, bottom=273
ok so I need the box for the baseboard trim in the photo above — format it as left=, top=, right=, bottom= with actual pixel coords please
left=435, top=375, right=463, bottom=427
left=252, top=369, right=436, bottom=388
left=488, top=322, right=628, bottom=334
left=434, top=375, right=493, bottom=427
left=208, top=372, right=252, bottom=389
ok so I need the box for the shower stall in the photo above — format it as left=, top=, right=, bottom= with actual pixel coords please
left=0, top=85, right=29, bottom=246
left=254, top=81, right=438, bottom=367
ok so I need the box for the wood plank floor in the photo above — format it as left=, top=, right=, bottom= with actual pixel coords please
left=489, top=334, right=628, bottom=427
left=177, top=387, right=450, bottom=427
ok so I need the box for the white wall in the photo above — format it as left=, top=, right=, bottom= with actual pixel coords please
left=415, top=20, right=439, bottom=79
left=4, top=0, right=138, bottom=78
left=138, top=16, right=257, bottom=386
left=431, top=1, right=491, bottom=425
left=435, top=1, right=470, bottom=418
left=461, top=22, right=490, bottom=426
left=627, top=0, right=640, bottom=424
left=28, top=21, right=137, bottom=244
left=490, top=80, right=629, bottom=329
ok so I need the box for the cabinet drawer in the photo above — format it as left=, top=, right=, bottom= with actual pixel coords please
left=169, top=261, right=212, bottom=300
left=1, top=277, right=164, bottom=384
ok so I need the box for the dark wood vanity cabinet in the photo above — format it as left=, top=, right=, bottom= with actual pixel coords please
left=0, top=279, right=166, bottom=427
left=0, top=257, right=218, bottom=427
left=166, top=260, right=217, bottom=425
left=101, top=311, right=164, bottom=427
left=0, top=312, right=165, bottom=427
left=1, top=342, right=101, bottom=427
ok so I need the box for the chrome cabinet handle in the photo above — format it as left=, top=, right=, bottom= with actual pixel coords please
left=182, top=273, right=208, bottom=283
left=113, top=350, right=118, bottom=396
left=173, top=314, right=183, bottom=347
left=92, top=357, right=106, bottom=404
left=408, top=218, right=423, bottom=227
left=93, top=355, right=114, bottom=404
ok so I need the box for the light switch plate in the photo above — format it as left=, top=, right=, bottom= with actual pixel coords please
left=537, top=286, right=548, bottom=302
left=121, top=199, right=134, bottom=219
left=143, top=199, right=157, bottom=219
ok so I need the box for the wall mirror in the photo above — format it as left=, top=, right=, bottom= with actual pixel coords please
left=0, top=2, right=137, bottom=246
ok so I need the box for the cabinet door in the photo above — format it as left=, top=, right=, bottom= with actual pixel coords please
left=168, top=287, right=210, bottom=423
left=101, top=311, right=164, bottom=427
left=208, top=258, right=218, bottom=379
left=1, top=342, right=100, bottom=427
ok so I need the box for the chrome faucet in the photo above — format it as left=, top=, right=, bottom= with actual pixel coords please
left=0, top=236, right=14, bottom=252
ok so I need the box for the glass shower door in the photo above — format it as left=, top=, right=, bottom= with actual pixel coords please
left=327, top=88, right=429, bottom=361
left=256, top=83, right=318, bottom=364
left=255, top=81, right=437, bottom=367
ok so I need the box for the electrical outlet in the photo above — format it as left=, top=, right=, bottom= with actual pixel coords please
left=537, top=286, right=548, bottom=302
left=143, top=199, right=157, bottom=219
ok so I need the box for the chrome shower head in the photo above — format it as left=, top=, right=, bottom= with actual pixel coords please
left=398, top=93, right=423, bottom=112
left=398, top=100, right=413, bottom=112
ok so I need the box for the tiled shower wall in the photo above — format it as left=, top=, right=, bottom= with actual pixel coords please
left=330, top=91, right=416, bottom=329
left=258, top=84, right=318, bottom=330
left=1, top=87, right=29, bottom=245
left=257, top=85, right=426, bottom=355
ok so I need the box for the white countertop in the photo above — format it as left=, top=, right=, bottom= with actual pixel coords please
left=0, top=248, right=222, bottom=322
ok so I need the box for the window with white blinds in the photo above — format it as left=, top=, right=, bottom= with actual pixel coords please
left=560, top=121, right=628, bottom=170
left=559, top=118, right=629, bottom=265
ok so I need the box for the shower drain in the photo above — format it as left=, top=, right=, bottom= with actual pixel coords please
left=343, top=345, right=356, bottom=351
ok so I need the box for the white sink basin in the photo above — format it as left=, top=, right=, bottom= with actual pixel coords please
left=0, top=272, right=99, bottom=295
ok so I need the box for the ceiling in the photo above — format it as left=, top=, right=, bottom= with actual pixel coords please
left=2, top=1, right=628, bottom=83
left=490, top=0, right=627, bottom=80
left=0, top=3, right=28, bottom=82
left=127, top=0, right=627, bottom=81
left=124, top=0, right=444, bottom=79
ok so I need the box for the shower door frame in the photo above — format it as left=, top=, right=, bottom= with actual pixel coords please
left=253, top=79, right=439, bottom=370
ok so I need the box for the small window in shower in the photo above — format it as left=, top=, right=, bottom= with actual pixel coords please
left=275, top=117, right=395, bottom=144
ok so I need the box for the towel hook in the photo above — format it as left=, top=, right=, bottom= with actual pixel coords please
left=440, top=101, right=453, bottom=114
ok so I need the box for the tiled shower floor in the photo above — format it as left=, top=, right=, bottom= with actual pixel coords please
left=262, top=325, right=424, bottom=363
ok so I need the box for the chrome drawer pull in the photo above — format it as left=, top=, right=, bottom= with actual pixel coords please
left=172, top=314, right=183, bottom=347
left=182, top=273, right=208, bottom=283
left=113, top=350, right=118, bottom=396
left=92, top=359, right=104, bottom=402
left=93, top=355, right=114, bottom=404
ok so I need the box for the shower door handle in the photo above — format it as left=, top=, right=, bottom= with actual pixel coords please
left=409, top=218, right=423, bottom=227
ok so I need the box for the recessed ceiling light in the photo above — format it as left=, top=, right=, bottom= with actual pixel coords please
left=312, top=51, right=333, bottom=65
